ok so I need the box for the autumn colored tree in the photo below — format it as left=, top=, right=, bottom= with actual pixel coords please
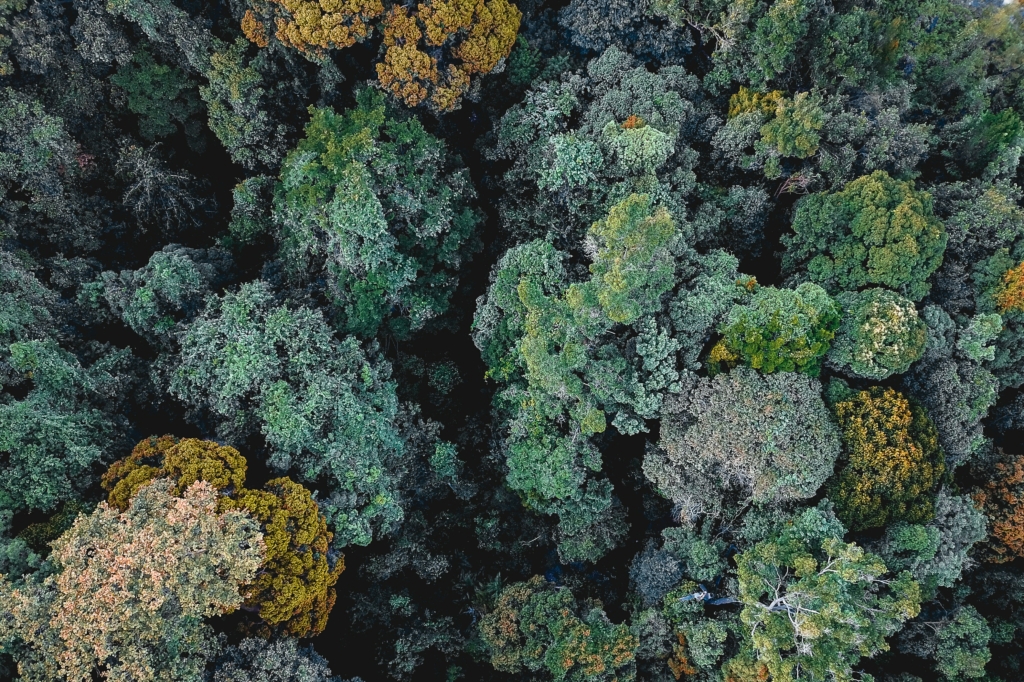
left=478, top=575, right=638, bottom=681
left=827, top=387, right=946, bottom=531
left=242, top=0, right=520, bottom=111
left=0, top=480, right=264, bottom=682
left=376, top=0, right=522, bottom=111
left=232, top=479, right=344, bottom=638
left=101, top=436, right=343, bottom=638
left=973, top=448, right=1024, bottom=563
left=994, top=260, right=1024, bottom=314
left=783, top=171, right=948, bottom=301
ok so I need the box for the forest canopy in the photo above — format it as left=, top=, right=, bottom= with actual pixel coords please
left=3, top=0, right=1024, bottom=680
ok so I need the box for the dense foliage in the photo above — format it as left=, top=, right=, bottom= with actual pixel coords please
left=3, top=0, right=1024, bottom=680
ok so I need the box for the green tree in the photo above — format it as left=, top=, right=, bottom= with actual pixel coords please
left=735, top=504, right=921, bottom=682
left=478, top=575, right=638, bottom=681
left=0, top=340, right=132, bottom=513
left=170, top=280, right=403, bottom=547
left=274, top=88, right=481, bottom=338
left=718, top=282, right=840, bottom=376
left=645, top=366, right=841, bottom=518
left=110, top=47, right=203, bottom=142
left=0, top=480, right=264, bottom=682
left=829, top=287, right=927, bottom=380
left=783, top=171, right=948, bottom=301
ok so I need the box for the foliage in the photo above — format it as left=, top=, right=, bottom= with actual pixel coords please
left=876, top=490, right=987, bottom=597
left=100, top=245, right=230, bottom=341
left=0, top=340, right=131, bottom=513
left=759, top=91, right=824, bottom=161
left=646, top=366, right=841, bottom=518
left=827, top=387, right=946, bottom=531
left=376, top=0, right=522, bottom=111
left=274, top=88, right=480, bottom=337
left=973, top=449, right=1024, bottom=564
left=110, top=47, right=202, bottom=141
left=829, top=288, right=927, bottom=380
left=101, top=435, right=247, bottom=510
left=170, top=281, right=403, bottom=547
left=718, top=282, right=840, bottom=376
left=102, top=436, right=343, bottom=637
left=243, top=0, right=520, bottom=111
left=212, top=637, right=340, bottom=682
left=994, top=259, right=1024, bottom=314
left=475, top=194, right=679, bottom=561
left=735, top=504, right=921, bottom=682
left=0, top=480, right=264, bottom=682
left=902, top=306, right=1000, bottom=466
left=198, top=38, right=291, bottom=171
left=783, top=171, right=948, bottom=301
left=478, top=575, right=638, bottom=681
left=233, top=478, right=344, bottom=638
left=934, top=606, right=992, bottom=680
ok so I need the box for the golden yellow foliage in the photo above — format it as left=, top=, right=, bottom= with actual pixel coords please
left=100, top=437, right=342, bottom=638
left=102, top=436, right=247, bottom=511
left=259, top=0, right=385, bottom=54
left=233, top=478, right=344, bottom=637
left=728, top=86, right=784, bottom=118
left=376, top=0, right=520, bottom=110
left=828, top=387, right=945, bottom=531
left=995, top=260, right=1024, bottom=313
left=244, top=0, right=519, bottom=110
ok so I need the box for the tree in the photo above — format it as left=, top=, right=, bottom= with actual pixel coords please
left=484, top=46, right=705, bottom=250
left=100, top=245, right=232, bottom=342
left=0, top=250, right=53, bottom=383
left=198, top=38, right=291, bottom=171
left=782, top=171, right=948, bottom=301
left=232, top=478, right=344, bottom=637
left=476, top=195, right=680, bottom=561
left=759, top=91, right=825, bottom=167
left=735, top=504, right=921, bottom=682
left=109, top=47, right=203, bottom=143
left=828, top=287, right=927, bottom=380
left=169, top=280, right=404, bottom=547
left=0, top=480, right=264, bottom=682
left=102, top=436, right=344, bottom=637
left=972, top=448, right=1024, bottom=564
left=827, top=387, right=946, bottom=531
left=902, top=306, right=1000, bottom=466
left=0, top=340, right=133, bottom=513
left=876, top=490, right=987, bottom=598
left=211, top=637, right=340, bottom=682
left=273, top=88, right=481, bottom=337
left=645, top=366, right=841, bottom=519
left=934, top=606, right=992, bottom=680
left=478, top=575, right=638, bottom=681
left=717, top=282, right=840, bottom=376
left=242, top=0, right=520, bottom=111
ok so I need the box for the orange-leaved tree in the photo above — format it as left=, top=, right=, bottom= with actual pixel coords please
left=994, top=260, right=1024, bottom=314
left=242, top=0, right=520, bottom=111
left=102, top=436, right=343, bottom=637
left=973, top=448, right=1024, bottom=563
